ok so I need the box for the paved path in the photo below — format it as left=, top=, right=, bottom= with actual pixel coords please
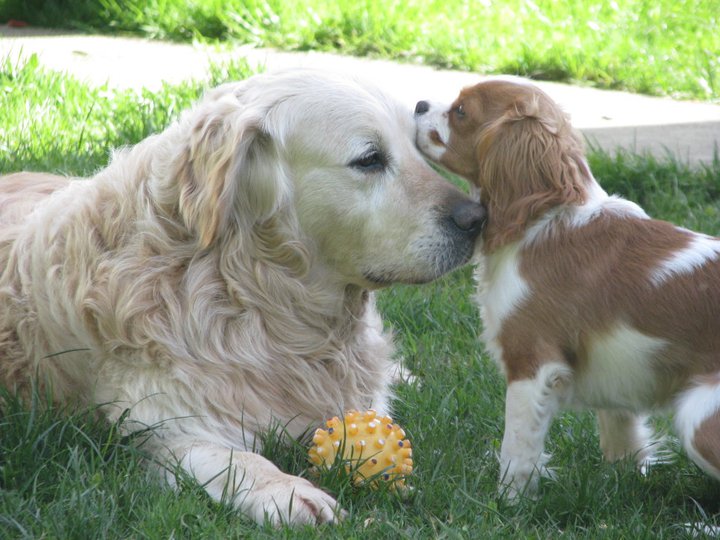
left=3, top=25, right=719, bottom=166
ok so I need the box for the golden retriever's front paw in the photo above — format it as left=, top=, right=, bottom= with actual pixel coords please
left=251, top=474, right=344, bottom=527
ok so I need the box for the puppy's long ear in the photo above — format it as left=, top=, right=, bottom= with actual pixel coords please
left=477, top=93, right=589, bottom=250
left=174, top=92, right=290, bottom=249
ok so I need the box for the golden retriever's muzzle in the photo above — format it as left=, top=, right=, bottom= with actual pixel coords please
left=438, top=194, right=486, bottom=268
left=363, top=195, right=486, bottom=286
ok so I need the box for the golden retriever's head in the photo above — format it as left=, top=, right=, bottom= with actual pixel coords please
left=414, top=79, right=591, bottom=250
left=165, top=69, right=486, bottom=288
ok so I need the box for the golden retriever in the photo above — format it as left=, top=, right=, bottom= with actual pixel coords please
left=0, top=69, right=486, bottom=525
left=415, top=78, right=720, bottom=498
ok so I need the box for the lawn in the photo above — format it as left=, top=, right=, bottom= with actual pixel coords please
left=1, top=0, right=718, bottom=101
left=2, top=2, right=720, bottom=539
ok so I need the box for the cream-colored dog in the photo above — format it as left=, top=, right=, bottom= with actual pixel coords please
left=0, top=69, right=486, bottom=525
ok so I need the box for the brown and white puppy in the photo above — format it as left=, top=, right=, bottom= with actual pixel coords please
left=0, top=69, right=486, bottom=526
left=415, top=78, right=720, bottom=497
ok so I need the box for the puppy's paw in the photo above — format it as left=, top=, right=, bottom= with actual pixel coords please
left=498, top=466, right=540, bottom=502
left=499, top=453, right=555, bottom=501
left=637, top=440, right=673, bottom=476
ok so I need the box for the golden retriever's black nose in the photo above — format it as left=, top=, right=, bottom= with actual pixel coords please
left=414, top=100, right=430, bottom=115
left=451, top=200, right=487, bottom=233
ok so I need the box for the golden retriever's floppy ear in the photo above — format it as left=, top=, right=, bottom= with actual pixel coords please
left=477, top=92, right=589, bottom=249
left=173, top=93, right=290, bottom=249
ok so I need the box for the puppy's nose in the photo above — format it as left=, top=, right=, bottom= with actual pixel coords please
left=414, top=100, right=430, bottom=115
left=450, top=199, right=487, bottom=234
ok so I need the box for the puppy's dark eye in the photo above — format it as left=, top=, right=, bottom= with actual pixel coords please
left=453, top=104, right=466, bottom=118
left=350, top=149, right=386, bottom=172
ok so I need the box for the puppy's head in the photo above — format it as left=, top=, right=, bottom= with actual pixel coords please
left=415, top=79, right=590, bottom=249
left=166, top=69, right=486, bottom=288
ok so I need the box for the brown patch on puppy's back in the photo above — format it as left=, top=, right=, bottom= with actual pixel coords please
left=495, top=213, right=716, bottom=383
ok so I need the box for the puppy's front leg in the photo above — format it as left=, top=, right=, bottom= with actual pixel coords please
left=163, top=440, right=343, bottom=526
left=499, top=362, right=572, bottom=499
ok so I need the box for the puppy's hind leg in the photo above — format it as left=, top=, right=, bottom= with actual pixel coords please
left=597, top=410, right=664, bottom=474
left=675, top=381, right=720, bottom=480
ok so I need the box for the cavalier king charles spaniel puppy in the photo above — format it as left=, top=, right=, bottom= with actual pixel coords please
left=415, top=78, right=720, bottom=498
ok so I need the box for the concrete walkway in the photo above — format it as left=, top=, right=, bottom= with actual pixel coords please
left=2, top=25, right=720, bottom=166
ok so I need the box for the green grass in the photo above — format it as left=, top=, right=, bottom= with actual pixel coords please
left=1, top=0, right=718, bottom=100
left=2, top=58, right=720, bottom=538
left=0, top=54, right=254, bottom=175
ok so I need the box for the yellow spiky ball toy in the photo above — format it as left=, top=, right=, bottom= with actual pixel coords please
left=308, top=409, right=413, bottom=488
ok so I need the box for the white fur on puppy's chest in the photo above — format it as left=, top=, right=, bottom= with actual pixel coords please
left=474, top=246, right=530, bottom=372
left=573, top=323, right=668, bottom=410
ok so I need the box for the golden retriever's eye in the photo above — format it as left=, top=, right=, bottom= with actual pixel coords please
left=349, top=149, right=386, bottom=173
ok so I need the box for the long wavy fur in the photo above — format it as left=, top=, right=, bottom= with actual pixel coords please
left=477, top=92, right=590, bottom=250
left=0, top=76, right=394, bottom=445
